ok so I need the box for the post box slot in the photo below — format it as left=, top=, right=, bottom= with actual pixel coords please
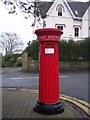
left=45, top=44, right=54, bottom=48
left=45, top=44, right=54, bottom=46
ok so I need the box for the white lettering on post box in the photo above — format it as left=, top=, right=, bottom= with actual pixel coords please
left=45, top=48, right=54, bottom=54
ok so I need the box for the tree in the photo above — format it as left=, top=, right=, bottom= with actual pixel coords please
left=0, top=32, right=23, bottom=55
left=1, top=0, right=46, bottom=27
left=27, top=40, right=39, bottom=60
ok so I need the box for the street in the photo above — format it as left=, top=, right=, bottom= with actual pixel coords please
left=1, top=68, right=89, bottom=103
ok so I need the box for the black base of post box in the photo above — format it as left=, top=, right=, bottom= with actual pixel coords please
left=34, top=101, right=64, bottom=115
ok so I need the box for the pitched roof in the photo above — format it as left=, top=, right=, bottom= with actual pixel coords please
left=36, top=2, right=54, bottom=18
left=67, top=1, right=90, bottom=17
left=37, top=0, right=89, bottom=18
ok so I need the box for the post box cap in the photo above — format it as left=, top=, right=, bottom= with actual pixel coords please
left=35, top=28, right=63, bottom=42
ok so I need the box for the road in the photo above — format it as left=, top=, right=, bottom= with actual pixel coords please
left=1, top=67, right=89, bottom=103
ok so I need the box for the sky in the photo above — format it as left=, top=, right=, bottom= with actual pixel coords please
left=0, top=0, right=88, bottom=54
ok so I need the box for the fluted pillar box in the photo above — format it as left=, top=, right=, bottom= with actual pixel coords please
left=34, top=28, right=64, bottom=114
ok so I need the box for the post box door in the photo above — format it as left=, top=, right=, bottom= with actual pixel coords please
left=39, top=42, right=59, bottom=103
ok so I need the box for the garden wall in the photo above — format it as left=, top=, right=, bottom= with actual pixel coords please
left=22, top=52, right=88, bottom=72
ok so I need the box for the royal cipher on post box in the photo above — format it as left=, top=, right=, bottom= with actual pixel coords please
left=34, top=28, right=64, bottom=114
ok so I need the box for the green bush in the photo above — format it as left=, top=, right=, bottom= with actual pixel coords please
left=0, top=53, right=3, bottom=67
left=59, top=38, right=89, bottom=61
left=2, top=54, right=14, bottom=67
left=27, top=40, right=39, bottom=60
left=6, top=57, right=14, bottom=67
left=79, top=38, right=89, bottom=61
left=16, top=57, right=22, bottom=66
left=58, top=40, right=81, bottom=61
left=2, top=54, right=21, bottom=67
left=26, top=38, right=90, bottom=61
left=4, top=54, right=13, bottom=61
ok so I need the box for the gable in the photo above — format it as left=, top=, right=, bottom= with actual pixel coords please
left=37, top=0, right=90, bottom=19
left=46, top=0, right=74, bottom=18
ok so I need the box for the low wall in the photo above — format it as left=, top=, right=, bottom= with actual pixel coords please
left=28, top=57, right=39, bottom=72
left=22, top=52, right=28, bottom=71
left=22, top=55, right=88, bottom=72
left=59, top=61, right=88, bottom=71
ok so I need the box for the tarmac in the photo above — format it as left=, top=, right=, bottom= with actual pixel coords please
left=1, top=88, right=90, bottom=119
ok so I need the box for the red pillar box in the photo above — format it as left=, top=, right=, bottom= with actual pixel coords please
left=34, top=28, right=64, bottom=114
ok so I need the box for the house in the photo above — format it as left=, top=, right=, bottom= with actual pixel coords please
left=33, top=0, right=90, bottom=41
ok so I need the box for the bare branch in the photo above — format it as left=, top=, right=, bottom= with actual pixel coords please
left=0, top=32, right=23, bottom=54
left=1, top=0, right=45, bottom=26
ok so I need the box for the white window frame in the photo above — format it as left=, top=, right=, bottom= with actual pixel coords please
left=74, top=27, right=79, bottom=37
left=73, top=25, right=81, bottom=38
left=55, top=24, right=66, bottom=32
left=57, top=26, right=63, bottom=30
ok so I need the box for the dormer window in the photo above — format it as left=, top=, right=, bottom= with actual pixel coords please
left=56, top=4, right=65, bottom=16
left=58, top=6, right=62, bottom=16
left=75, top=10, right=78, bottom=15
left=75, top=10, right=79, bottom=16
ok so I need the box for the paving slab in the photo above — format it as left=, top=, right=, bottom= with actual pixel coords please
left=1, top=88, right=90, bottom=119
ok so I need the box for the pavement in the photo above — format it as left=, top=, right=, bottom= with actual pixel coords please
left=1, top=88, right=90, bottom=119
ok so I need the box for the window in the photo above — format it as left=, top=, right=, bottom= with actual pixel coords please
left=74, top=28, right=79, bottom=37
left=75, top=10, right=79, bottom=15
left=58, top=6, right=62, bottom=16
left=55, top=24, right=66, bottom=31
left=57, top=26, right=63, bottom=30
left=56, top=4, right=65, bottom=16
left=58, top=11, right=62, bottom=16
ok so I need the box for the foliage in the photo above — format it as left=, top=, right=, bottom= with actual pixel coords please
left=58, top=38, right=89, bottom=61
left=0, top=53, right=3, bottom=67
left=16, top=57, right=22, bottom=66
left=79, top=38, right=89, bottom=61
left=2, top=54, right=21, bottom=67
left=27, top=40, right=39, bottom=60
left=2, top=54, right=14, bottom=67
left=0, top=32, right=23, bottom=55
left=58, top=40, right=80, bottom=61
left=26, top=38, right=89, bottom=61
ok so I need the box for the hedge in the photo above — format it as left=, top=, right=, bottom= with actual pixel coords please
left=26, top=38, right=90, bottom=61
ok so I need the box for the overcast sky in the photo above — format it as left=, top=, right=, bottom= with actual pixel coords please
left=0, top=0, right=88, bottom=54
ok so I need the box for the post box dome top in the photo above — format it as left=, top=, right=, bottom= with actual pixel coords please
left=35, top=28, right=63, bottom=42
left=35, top=28, right=63, bottom=36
